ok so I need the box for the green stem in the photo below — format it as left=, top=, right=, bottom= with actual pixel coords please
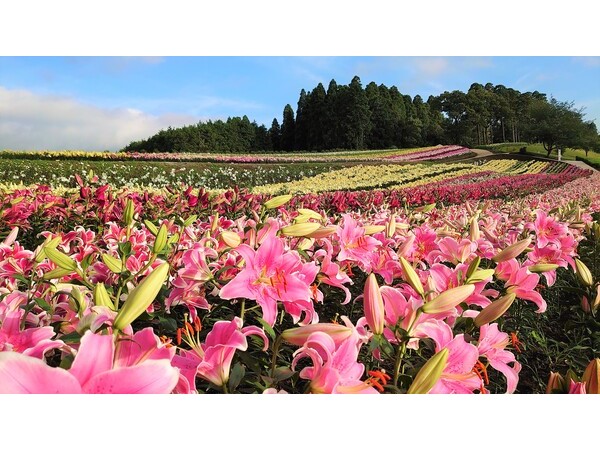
left=393, top=341, right=407, bottom=387
left=239, top=298, right=246, bottom=323
left=270, top=335, right=283, bottom=379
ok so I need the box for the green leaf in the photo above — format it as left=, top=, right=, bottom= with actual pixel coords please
left=228, top=363, right=246, bottom=392
left=34, top=297, right=52, bottom=313
left=256, top=317, right=276, bottom=340
left=159, top=316, right=178, bottom=333
left=273, top=367, right=295, bottom=382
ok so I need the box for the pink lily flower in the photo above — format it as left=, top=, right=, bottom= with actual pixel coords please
left=477, top=324, right=521, bottom=393
left=219, top=235, right=318, bottom=326
left=336, top=214, right=380, bottom=270
left=532, top=209, right=564, bottom=248
left=292, top=330, right=378, bottom=394
left=172, top=317, right=268, bottom=389
left=496, top=259, right=547, bottom=313
left=416, top=320, right=481, bottom=394
left=314, top=244, right=353, bottom=305
left=0, top=309, right=64, bottom=358
left=0, top=328, right=179, bottom=393
left=429, top=237, right=477, bottom=265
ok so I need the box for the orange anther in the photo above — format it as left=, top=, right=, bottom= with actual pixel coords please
left=510, top=332, right=522, bottom=353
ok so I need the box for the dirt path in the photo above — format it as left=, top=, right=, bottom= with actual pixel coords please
left=565, top=160, right=598, bottom=172
left=469, top=148, right=494, bottom=158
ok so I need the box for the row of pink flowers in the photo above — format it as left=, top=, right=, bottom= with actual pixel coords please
left=383, top=145, right=471, bottom=162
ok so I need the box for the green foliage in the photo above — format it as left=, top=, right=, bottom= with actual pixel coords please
left=120, top=78, right=599, bottom=154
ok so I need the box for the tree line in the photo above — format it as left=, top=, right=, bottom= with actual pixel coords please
left=122, top=77, right=599, bottom=156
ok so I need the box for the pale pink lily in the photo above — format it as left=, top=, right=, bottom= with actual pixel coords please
left=336, top=214, right=380, bottom=270
left=314, top=244, right=353, bottom=304
left=496, top=259, right=547, bottom=312
left=172, top=317, right=268, bottom=389
left=477, top=324, right=521, bottom=393
left=0, top=328, right=179, bottom=393
left=292, top=330, right=378, bottom=394
left=429, top=237, right=477, bottom=265
left=0, top=309, right=64, bottom=358
left=416, top=320, right=482, bottom=394
left=219, top=235, right=318, bottom=326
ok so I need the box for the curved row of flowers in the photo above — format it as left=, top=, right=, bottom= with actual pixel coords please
left=252, top=159, right=589, bottom=195
left=0, top=145, right=465, bottom=164
left=1, top=170, right=599, bottom=393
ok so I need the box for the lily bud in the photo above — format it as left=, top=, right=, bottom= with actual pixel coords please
left=42, top=267, right=74, bottom=280
left=113, top=262, right=170, bottom=331
left=281, top=323, right=353, bottom=346
left=582, top=296, right=591, bottom=313
left=469, top=215, right=480, bottom=241
left=297, top=238, right=315, bottom=251
left=143, top=220, right=158, bottom=236
left=575, top=259, right=594, bottom=287
left=363, top=225, right=386, bottom=235
left=415, top=203, right=436, bottom=214
left=297, top=208, right=322, bottom=220
left=421, top=284, right=475, bottom=314
left=407, top=348, right=449, bottom=394
left=364, top=273, right=385, bottom=335
left=153, top=224, right=168, bottom=254
left=93, top=283, right=114, bottom=309
left=546, top=371, right=565, bottom=394
left=263, top=194, right=292, bottom=209
left=34, top=235, right=62, bottom=263
left=102, top=254, right=124, bottom=274
left=528, top=263, right=560, bottom=273
left=400, top=257, right=424, bottom=296
left=44, top=247, right=77, bottom=272
left=280, top=222, right=321, bottom=237
left=386, top=213, right=397, bottom=238
left=306, top=226, right=337, bottom=239
left=3, top=227, right=19, bottom=246
left=123, top=198, right=134, bottom=226
left=582, top=358, right=600, bottom=394
left=492, top=237, right=531, bottom=263
left=221, top=231, right=242, bottom=248
left=466, top=269, right=495, bottom=284
left=593, top=285, right=600, bottom=311
left=465, top=256, right=481, bottom=279
left=473, top=293, right=516, bottom=327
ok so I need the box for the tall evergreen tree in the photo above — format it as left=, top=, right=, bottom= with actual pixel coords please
left=295, top=89, right=308, bottom=151
left=269, top=118, right=281, bottom=151
left=280, top=104, right=296, bottom=152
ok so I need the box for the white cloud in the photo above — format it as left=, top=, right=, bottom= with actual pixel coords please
left=413, top=57, right=450, bottom=77
left=573, top=57, right=600, bottom=67
left=0, top=86, right=200, bottom=151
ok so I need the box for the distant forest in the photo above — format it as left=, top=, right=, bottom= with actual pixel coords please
left=122, top=77, right=600, bottom=155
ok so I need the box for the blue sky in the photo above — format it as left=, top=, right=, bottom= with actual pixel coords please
left=1, top=56, right=599, bottom=150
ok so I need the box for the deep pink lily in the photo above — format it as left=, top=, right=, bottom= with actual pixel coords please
left=292, top=330, right=378, bottom=394
left=0, top=328, right=179, bottom=393
left=477, top=324, right=521, bottom=393
left=172, top=317, right=268, bottom=389
left=219, top=235, right=318, bottom=326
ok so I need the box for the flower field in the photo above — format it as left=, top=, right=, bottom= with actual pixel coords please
left=0, top=153, right=599, bottom=394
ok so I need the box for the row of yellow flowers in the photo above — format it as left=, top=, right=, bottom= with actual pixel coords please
left=252, top=160, right=557, bottom=195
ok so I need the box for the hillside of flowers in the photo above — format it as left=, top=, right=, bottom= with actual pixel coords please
left=1, top=155, right=599, bottom=394
left=0, top=145, right=473, bottom=164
